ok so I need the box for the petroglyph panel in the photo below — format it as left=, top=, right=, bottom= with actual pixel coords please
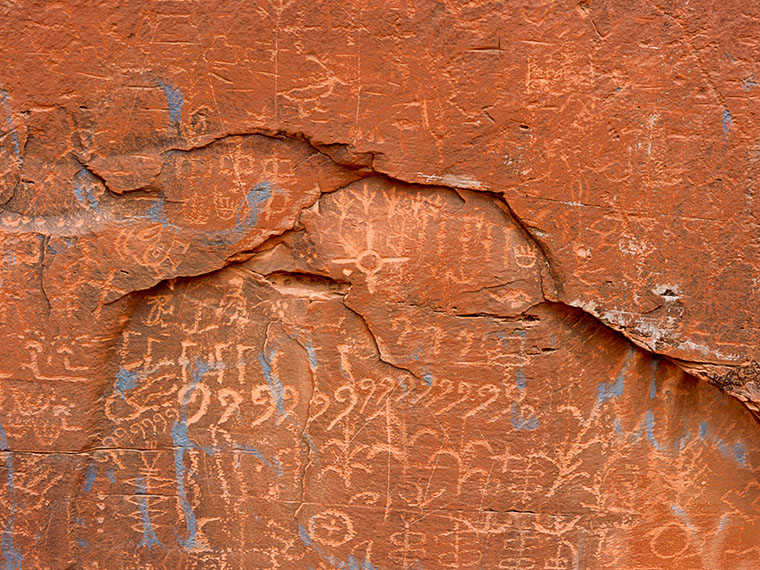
left=5, top=180, right=749, bottom=568
left=2, top=2, right=760, bottom=568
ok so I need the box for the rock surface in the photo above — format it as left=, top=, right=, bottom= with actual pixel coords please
left=1, top=1, right=760, bottom=568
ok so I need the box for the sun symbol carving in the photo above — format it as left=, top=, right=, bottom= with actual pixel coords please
left=331, top=234, right=409, bottom=293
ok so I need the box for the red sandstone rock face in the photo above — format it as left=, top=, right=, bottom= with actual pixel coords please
left=1, top=2, right=760, bottom=568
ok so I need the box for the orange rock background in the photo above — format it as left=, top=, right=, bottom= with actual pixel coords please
left=1, top=1, right=760, bottom=568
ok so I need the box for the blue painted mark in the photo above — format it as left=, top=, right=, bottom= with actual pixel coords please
left=734, top=443, right=747, bottom=466
left=613, top=418, right=623, bottom=434
left=73, top=169, right=100, bottom=211
left=171, top=357, right=208, bottom=551
left=158, top=82, right=183, bottom=126
left=298, top=524, right=313, bottom=547
left=643, top=410, right=661, bottom=450
left=649, top=359, right=659, bottom=399
left=236, top=444, right=284, bottom=477
left=671, top=504, right=694, bottom=530
left=116, top=367, right=139, bottom=399
left=43, top=238, right=74, bottom=258
left=699, top=421, right=748, bottom=467
left=76, top=537, right=89, bottom=549
left=171, top=431, right=197, bottom=550
left=422, top=373, right=433, bottom=386
left=510, top=403, right=540, bottom=431
left=722, top=108, right=733, bottom=133
left=0, top=422, right=21, bottom=570
left=0, top=90, right=21, bottom=165
left=298, top=525, right=377, bottom=569
left=742, top=74, right=758, bottom=91
left=515, top=369, right=527, bottom=390
left=235, top=182, right=272, bottom=232
left=136, top=477, right=160, bottom=550
left=145, top=198, right=171, bottom=228
left=259, top=350, right=288, bottom=421
left=82, top=463, right=98, bottom=492
left=674, top=432, right=691, bottom=454
left=597, top=350, right=632, bottom=403
left=573, top=529, right=585, bottom=570
left=718, top=513, right=730, bottom=532
left=190, top=358, right=209, bottom=385
left=255, top=350, right=318, bottom=459
left=716, top=439, right=738, bottom=465
left=172, top=421, right=192, bottom=452
left=399, top=378, right=408, bottom=393
left=305, top=343, right=318, bottom=368
left=106, top=469, right=115, bottom=483
left=302, top=433, right=319, bottom=459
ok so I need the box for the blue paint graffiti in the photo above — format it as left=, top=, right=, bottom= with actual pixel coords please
left=145, top=198, right=171, bottom=228
left=171, top=357, right=209, bottom=550
left=510, top=403, right=540, bottom=431
left=302, top=433, right=319, bottom=458
left=718, top=513, right=730, bottom=532
left=649, top=359, right=659, bottom=399
left=611, top=411, right=662, bottom=452
left=235, top=182, right=272, bottom=232
left=115, top=367, right=139, bottom=399
left=0, top=89, right=21, bottom=165
left=82, top=463, right=98, bottom=493
left=734, top=443, right=747, bottom=466
left=722, top=108, right=733, bottom=133
left=671, top=504, right=694, bottom=530
left=136, top=477, right=160, bottom=550
left=674, top=432, right=691, bottom=453
left=699, top=421, right=748, bottom=467
left=235, top=445, right=284, bottom=476
left=298, top=524, right=312, bottom=546
left=298, top=525, right=377, bottom=569
left=259, top=350, right=288, bottom=421
left=305, top=343, right=318, bottom=368
left=643, top=410, right=661, bottom=450
left=422, top=373, right=433, bottom=386
left=515, top=369, right=527, bottom=390
left=573, top=529, right=585, bottom=570
left=73, top=169, right=100, bottom=211
left=0, top=423, right=22, bottom=569
left=742, top=74, right=758, bottom=91
left=597, top=350, right=632, bottom=403
left=171, top=428, right=197, bottom=550
left=158, top=82, right=184, bottom=126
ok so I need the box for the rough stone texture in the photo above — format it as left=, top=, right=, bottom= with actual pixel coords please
left=1, top=1, right=760, bottom=568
